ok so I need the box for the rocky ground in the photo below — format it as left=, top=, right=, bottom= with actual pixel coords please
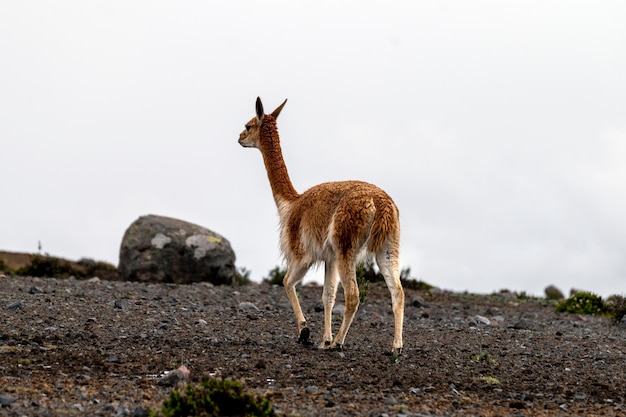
left=1, top=274, right=625, bottom=417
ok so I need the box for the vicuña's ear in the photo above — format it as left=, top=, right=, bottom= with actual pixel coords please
left=256, top=97, right=264, bottom=121
left=271, top=99, right=288, bottom=118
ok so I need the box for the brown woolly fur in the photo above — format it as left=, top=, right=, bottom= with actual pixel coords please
left=238, top=97, right=405, bottom=353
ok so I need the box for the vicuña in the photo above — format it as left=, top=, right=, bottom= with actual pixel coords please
left=238, top=97, right=404, bottom=353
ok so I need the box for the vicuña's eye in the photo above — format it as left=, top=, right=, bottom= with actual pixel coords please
left=245, top=125, right=251, bottom=131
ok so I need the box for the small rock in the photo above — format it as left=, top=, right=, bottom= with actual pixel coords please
left=70, top=403, right=84, bottom=412
left=117, top=405, right=130, bottom=416
left=383, top=396, right=398, bottom=405
left=158, top=365, right=191, bottom=387
left=332, top=303, right=345, bottom=315
left=75, top=374, right=91, bottom=384
left=475, top=315, right=491, bottom=325
left=510, top=319, right=544, bottom=331
left=3, top=300, right=23, bottom=311
left=133, top=406, right=150, bottom=417
left=411, top=296, right=424, bottom=308
left=114, top=299, right=129, bottom=310
left=305, top=385, right=318, bottom=394
left=0, top=396, right=16, bottom=407
left=238, top=301, right=260, bottom=312
left=29, top=286, right=44, bottom=294
left=618, top=315, right=626, bottom=331
left=509, top=400, right=526, bottom=409
left=490, top=315, right=505, bottom=324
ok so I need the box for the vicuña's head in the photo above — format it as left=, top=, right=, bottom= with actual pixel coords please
left=238, top=97, right=287, bottom=149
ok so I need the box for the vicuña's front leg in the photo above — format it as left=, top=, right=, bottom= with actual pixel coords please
left=320, top=260, right=340, bottom=348
left=282, top=265, right=310, bottom=344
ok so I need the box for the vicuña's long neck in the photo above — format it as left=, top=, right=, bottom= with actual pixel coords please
left=259, top=118, right=300, bottom=204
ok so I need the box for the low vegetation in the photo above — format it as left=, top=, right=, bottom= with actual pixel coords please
left=263, top=261, right=432, bottom=298
left=262, top=266, right=286, bottom=286
left=235, top=267, right=252, bottom=285
left=151, top=378, right=277, bottom=417
left=5, top=253, right=119, bottom=280
left=555, top=292, right=609, bottom=316
left=606, top=294, right=626, bottom=323
left=555, top=292, right=626, bottom=323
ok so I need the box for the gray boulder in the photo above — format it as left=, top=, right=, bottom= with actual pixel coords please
left=118, top=215, right=237, bottom=285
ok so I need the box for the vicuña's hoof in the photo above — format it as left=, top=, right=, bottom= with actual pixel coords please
left=386, top=347, right=403, bottom=356
left=297, top=328, right=311, bottom=345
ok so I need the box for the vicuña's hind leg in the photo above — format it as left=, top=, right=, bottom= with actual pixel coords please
left=320, top=260, right=340, bottom=348
left=329, top=257, right=359, bottom=349
left=283, top=264, right=310, bottom=344
left=376, top=243, right=405, bottom=353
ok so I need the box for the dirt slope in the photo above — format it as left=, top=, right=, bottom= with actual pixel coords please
left=0, top=275, right=624, bottom=416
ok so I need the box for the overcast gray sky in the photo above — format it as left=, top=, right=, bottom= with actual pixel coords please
left=1, top=1, right=625, bottom=297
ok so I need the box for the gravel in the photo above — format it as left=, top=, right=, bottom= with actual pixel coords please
left=1, top=275, right=625, bottom=416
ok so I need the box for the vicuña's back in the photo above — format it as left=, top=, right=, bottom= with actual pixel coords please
left=238, top=97, right=404, bottom=353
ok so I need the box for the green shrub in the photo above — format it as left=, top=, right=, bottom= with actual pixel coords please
left=0, top=259, right=9, bottom=272
left=77, top=257, right=120, bottom=280
left=263, top=266, right=286, bottom=286
left=606, top=294, right=626, bottom=322
left=151, top=378, right=277, bottom=417
left=555, top=292, right=609, bottom=316
left=16, top=254, right=80, bottom=278
left=234, top=267, right=252, bottom=286
left=13, top=255, right=120, bottom=280
left=356, top=262, right=370, bottom=303
left=402, top=278, right=433, bottom=291
left=355, top=260, right=432, bottom=292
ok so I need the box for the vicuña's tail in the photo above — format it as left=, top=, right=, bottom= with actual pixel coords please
left=368, top=200, right=399, bottom=255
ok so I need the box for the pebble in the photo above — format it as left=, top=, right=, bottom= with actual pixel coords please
left=475, top=315, right=491, bottom=325
left=133, top=406, right=150, bottom=417
left=332, top=304, right=345, bottom=315
left=29, top=286, right=44, bottom=294
left=117, top=405, right=130, bottom=416
left=238, top=301, right=260, bottom=312
left=383, top=396, right=398, bottom=405
left=411, top=296, right=424, bottom=308
left=305, top=385, right=318, bottom=393
left=70, top=403, right=84, bottom=412
left=3, top=300, right=23, bottom=310
left=0, top=396, right=16, bottom=407
left=158, top=365, right=191, bottom=387
left=114, top=299, right=129, bottom=310
left=510, top=319, right=544, bottom=331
